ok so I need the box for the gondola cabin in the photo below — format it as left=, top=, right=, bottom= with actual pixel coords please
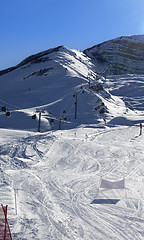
left=1, top=106, right=7, bottom=112
left=32, top=114, right=37, bottom=120
left=50, top=119, right=54, bottom=124
left=6, top=111, right=11, bottom=117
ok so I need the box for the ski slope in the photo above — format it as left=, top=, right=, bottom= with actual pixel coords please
left=0, top=45, right=144, bottom=239
left=1, top=123, right=144, bottom=239
left=0, top=46, right=105, bottom=131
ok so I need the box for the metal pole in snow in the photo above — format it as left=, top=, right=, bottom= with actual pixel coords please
left=88, top=79, right=90, bottom=88
left=75, top=93, right=78, bottom=119
left=38, top=112, right=41, bottom=132
left=36, top=108, right=45, bottom=132
left=59, top=116, right=61, bottom=130
left=2, top=204, right=12, bottom=240
left=14, top=189, right=17, bottom=215
left=2, top=204, right=7, bottom=240
left=140, top=123, right=142, bottom=135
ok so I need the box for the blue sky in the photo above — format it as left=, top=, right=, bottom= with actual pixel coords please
left=1, top=0, right=144, bottom=70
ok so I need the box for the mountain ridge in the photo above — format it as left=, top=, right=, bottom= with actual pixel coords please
left=1, top=34, right=144, bottom=75
left=0, top=46, right=63, bottom=76
left=84, top=35, right=144, bottom=74
left=0, top=35, right=144, bottom=132
left=0, top=45, right=109, bottom=132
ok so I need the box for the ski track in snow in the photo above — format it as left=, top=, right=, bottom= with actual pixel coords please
left=1, top=66, right=144, bottom=239
left=0, top=124, right=144, bottom=239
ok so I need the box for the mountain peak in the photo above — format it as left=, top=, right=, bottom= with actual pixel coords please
left=84, top=35, right=144, bottom=74
left=0, top=46, right=64, bottom=76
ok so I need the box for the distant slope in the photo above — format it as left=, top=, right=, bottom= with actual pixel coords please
left=0, top=46, right=109, bottom=131
left=84, top=35, right=144, bottom=75
left=1, top=37, right=144, bottom=132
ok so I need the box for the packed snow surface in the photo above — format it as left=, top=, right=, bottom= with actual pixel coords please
left=0, top=46, right=144, bottom=239
left=1, top=123, right=144, bottom=240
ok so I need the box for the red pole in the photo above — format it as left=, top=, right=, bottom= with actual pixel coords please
left=1, top=205, right=12, bottom=240
left=2, top=205, right=7, bottom=240
left=140, top=123, right=142, bottom=135
left=6, top=219, right=12, bottom=240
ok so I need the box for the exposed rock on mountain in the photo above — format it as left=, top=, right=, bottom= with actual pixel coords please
left=84, top=35, right=144, bottom=75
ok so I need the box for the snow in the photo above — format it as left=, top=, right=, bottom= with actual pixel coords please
left=84, top=35, right=144, bottom=75
left=0, top=46, right=144, bottom=239
left=2, top=124, right=144, bottom=239
left=122, top=35, right=144, bottom=42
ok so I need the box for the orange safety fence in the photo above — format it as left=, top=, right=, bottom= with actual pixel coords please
left=0, top=205, right=12, bottom=240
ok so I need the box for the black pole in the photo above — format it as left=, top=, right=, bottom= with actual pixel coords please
left=38, top=112, right=41, bottom=132
left=88, top=78, right=90, bottom=88
left=59, top=117, right=61, bottom=130
left=75, top=93, right=78, bottom=119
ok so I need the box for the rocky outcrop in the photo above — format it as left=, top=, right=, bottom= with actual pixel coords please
left=84, top=35, right=144, bottom=75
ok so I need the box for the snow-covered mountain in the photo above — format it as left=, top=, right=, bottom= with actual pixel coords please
left=0, top=45, right=110, bottom=132
left=84, top=35, right=144, bottom=75
left=1, top=36, right=144, bottom=239
left=1, top=37, right=144, bottom=133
